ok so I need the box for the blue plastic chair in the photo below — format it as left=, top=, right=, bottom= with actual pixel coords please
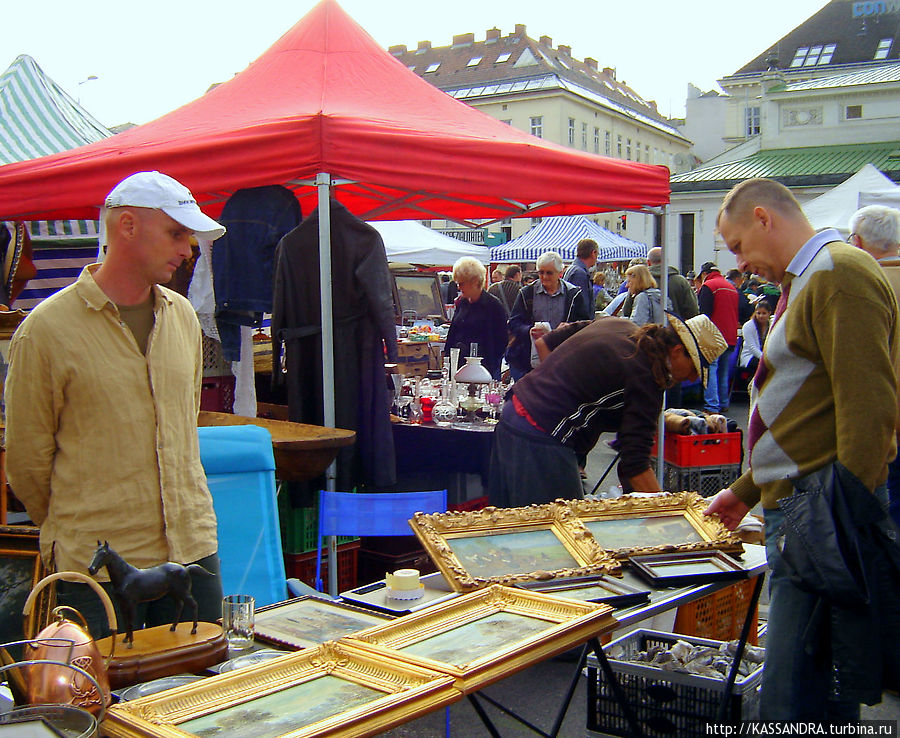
left=314, top=489, right=447, bottom=592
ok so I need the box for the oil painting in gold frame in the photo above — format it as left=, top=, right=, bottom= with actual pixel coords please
left=408, top=504, right=620, bottom=592
left=344, top=584, right=616, bottom=694
left=102, top=642, right=458, bottom=738
left=562, top=492, right=744, bottom=559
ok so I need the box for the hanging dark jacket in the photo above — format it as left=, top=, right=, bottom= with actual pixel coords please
left=271, top=198, right=398, bottom=489
left=779, top=461, right=900, bottom=705
left=213, top=185, right=302, bottom=361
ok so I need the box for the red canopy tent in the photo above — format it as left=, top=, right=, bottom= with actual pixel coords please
left=0, top=2, right=673, bottom=573
left=0, top=0, right=668, bottom=223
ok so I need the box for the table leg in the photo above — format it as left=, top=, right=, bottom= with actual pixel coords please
left=589, top=637, right=644, bottom=737
left=716, top=573, right=765, bottom=722
left=466, top=693, right=503, bottom=738
left=547, top=643, right=590, bottom=737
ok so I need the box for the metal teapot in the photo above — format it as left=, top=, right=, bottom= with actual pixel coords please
left=21, top=571, right=118, bottom=715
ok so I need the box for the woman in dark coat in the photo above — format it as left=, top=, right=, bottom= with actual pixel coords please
left=443, top=257, right=507, bottom=379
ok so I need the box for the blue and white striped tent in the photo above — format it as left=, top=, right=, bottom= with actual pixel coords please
left=0, top=55, right=110, bottom=308
left=490, top=215, right=648, bottom=263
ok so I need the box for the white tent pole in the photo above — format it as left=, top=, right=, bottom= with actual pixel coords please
left=316, top=172, right=339, bottom=597
left=658, top=206, right=668, bottom=487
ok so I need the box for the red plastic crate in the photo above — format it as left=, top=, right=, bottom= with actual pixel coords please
left=652, top=432, right=742, bottom=467
left=200, top=374, right=235, bottom=413
left=448, top=495, right=489, bottom=512
left=284, top=540, right=359, bottom=592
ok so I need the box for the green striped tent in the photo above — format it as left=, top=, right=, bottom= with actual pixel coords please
left=0, top=54, right=111, bottom=306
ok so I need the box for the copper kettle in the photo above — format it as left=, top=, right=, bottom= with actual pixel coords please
left=21, top=571, right=118, bottom=715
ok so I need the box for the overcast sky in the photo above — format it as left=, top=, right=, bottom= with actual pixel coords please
left=6, top=0, right=828, bottom=128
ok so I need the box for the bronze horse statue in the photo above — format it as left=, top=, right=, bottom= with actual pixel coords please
left=87, top=541, right=212, bottom=646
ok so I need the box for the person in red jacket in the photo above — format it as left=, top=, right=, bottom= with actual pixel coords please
left=698, top=262, right=739, bottom=412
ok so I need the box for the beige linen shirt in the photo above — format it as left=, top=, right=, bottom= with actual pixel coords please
left=5, top=265, right=217, bottom=576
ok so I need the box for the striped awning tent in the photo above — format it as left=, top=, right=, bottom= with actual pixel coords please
left=0, top=54, right=110, bottom=307
left=490, top=215, right=648, bottom=263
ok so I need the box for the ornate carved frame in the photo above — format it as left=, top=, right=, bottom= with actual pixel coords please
left=344, top=585, right=616, bottom=693
left=102, top=642, right=458, bottom=737
left=562, top=492, right=744, bottom=559
left=408, top=504, right=621, bottom=592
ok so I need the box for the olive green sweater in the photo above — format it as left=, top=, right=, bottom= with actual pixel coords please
left=731, top=239, right=900, bottom=509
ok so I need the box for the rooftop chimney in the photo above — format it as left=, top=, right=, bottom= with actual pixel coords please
left=417, top=40, right=431, bottom=51
left=452, top=33, right=475, bottom=46
left=486, top=28, right=501, bottom=41
left=389, top=44, right=407, bottom=55
left=558, top=44, right=571, bottom=56
left=603, top=67, right=616, bottom=80
left=514, top=24, right=527, bottom=35
left=584, top=57, right=598, bottom=70
left=539, top=35, right=552, bottom=46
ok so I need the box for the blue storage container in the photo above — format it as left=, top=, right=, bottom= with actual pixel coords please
left=198, top=424, right=286, bottom=607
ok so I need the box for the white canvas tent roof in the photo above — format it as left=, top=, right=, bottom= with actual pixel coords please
left=804, top=164, right=900, bottom=233
left=369, top=220, right=488, bottom=265
left=490, top=215, right=648, bottom=262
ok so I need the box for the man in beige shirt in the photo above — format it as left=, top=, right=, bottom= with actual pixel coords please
left=6, top=171, right=227, bottom=636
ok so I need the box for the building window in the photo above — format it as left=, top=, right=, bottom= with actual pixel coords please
left=496, top=52, right=512, bottom=63
left=626, top=138, right=632, bottom=160
left=531, top=217, right=542, bottom=226
left=530, top=116, right=543, bottom=138
left=425, top=62, right=440, bottom=73
left=636, top=141, right=641, bottom=161
left=605, top=131, right=611, bottom=155
left=594, top=127, right=600, bottom=154
left=846, top=105, right=863, bottom=119
left=466, top=56, right=482, bottom=67
left=875, top=38, right=892, bottom=60
left=568, top=118, right=576, bottom=145
left=790, top=43, right=836, bottom=67
left=617, top=135, right=622, bottom=157
left=500, top=119, right=512, bottom=125
left=581, top=122, right=588, bottom=149
left=645, top=144, right=650, bottom=163
left=745, top=106, right=761, bottom=136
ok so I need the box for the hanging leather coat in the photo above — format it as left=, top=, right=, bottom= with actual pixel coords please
left=779, top=462, right=900, bottom=704
left=271, top=198, right=398, bottom=489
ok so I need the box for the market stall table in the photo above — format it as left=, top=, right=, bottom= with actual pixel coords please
left=391, top=420, right=494, bottom=504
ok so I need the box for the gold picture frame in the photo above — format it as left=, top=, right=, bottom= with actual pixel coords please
left=102, top=641, right=459, bottom=738
left=344, top=585, right=617, bottom=694
left=408, top=504, right=621, bottom=592
left=0, top=525, right=52, bottom=645
left=562, top=492, right=744, bottom=559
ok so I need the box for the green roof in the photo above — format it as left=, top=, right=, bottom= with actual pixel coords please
left=671, top=141, right=900, bottom=191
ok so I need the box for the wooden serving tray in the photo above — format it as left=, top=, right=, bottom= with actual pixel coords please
left=197, top=410, right=355, bottom=481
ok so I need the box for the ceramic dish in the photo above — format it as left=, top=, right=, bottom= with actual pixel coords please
left=118, top=674, right=205, bottom=701
left=211, top=649, right=286, bottom=674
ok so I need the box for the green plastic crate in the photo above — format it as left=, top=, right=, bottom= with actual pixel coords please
left=278, top=495, right=357, bottom=553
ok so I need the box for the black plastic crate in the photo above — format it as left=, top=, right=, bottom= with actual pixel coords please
left=657, top=462, right=742, bottom=497
left=586, top=629, right=762, bottom=737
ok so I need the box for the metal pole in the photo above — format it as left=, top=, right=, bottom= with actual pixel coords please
left=316, top=172, right=339, bottom=597
left=657, top=207, right=669, bottom=487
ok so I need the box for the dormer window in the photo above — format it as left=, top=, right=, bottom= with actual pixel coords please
left=467, top=57, right=482, bottom=67
left=496, top=52, right=511, bottom=63
left=790, top=43, right=836, bottom=67
left=425, top=62, right=440, bottom=73
left=875, top=38, right=892, bottom=60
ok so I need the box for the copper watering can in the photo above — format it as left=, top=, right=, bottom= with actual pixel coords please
left=19, top=571, right=118, bottom=716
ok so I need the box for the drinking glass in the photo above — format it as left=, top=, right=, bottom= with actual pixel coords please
left=222, top=594, right=255, bottom=651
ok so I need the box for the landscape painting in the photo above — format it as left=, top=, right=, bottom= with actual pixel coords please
left=399, top=611, right=550, bottom=667
left=182, top=676, right=379, bottom=738
left=254, top=597, right=390, bottom=649
left=448, top=529, right=578, bottom=580
left=584, top=514, right=703, bottom=550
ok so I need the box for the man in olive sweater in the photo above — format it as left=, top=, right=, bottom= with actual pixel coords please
left=706, top=179, right=899, bottom=722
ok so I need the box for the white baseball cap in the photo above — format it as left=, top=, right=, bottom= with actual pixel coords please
left=103, top=171, right=225, bottom=241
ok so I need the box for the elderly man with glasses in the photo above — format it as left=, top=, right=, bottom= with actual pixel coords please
left=506, top=250, right=592, bottom=381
